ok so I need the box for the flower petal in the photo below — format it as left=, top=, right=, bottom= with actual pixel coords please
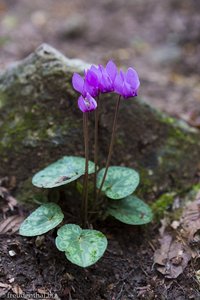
left=85, top=69, right=99, bottom=87
left=126, top=68, right=140, bottom=90
left=86, top=93, right=97, bottom=111
left=78, top=94, right=97, bottom=112
left=90, top=65, right=101, bottom=79
left=72, top=73, right=84, bottom=94
left=106, top=60, right=117, bottom=82
left=123, top=82, right=132, bottom=98
left=114, top=73, right=123, bottom=95
left=78, top=95, right=87, bottom=112
left=84, top=81, right=99, bottom=97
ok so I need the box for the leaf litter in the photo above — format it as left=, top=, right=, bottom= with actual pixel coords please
left=0, top=179, right=24, bottom=234
left=0, top=186, right=17, bottom=213
left=154, top=190, right=200, bottom=278
left=0, top=215, right=24, bottom=235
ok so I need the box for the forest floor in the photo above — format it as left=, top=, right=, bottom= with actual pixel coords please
left=0, top=0, right=200, bottom=299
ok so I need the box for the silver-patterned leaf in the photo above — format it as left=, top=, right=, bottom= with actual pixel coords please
left=32, top=156, right=95, bottom=188
left=107, top=195, right=153, bottom=225
left=56, top=224, right=108, bottom=268
left=19, top=203, right=64, bottom=236
left=97, top=166, right=140, bottom=199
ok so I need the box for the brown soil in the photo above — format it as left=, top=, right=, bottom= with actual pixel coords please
left=0, top=0, right=200, bottom=299
left=0, top=204, right=199, bottom=300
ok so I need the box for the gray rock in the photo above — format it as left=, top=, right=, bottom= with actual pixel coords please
left=0, top=43, right=199, bottom=200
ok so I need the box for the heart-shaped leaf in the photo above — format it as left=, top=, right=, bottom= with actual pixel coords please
left=32, top=156, right=95, bottom=188
left=19, top=203, right=64, bottom=236
left=107, top=195, right=153, bottom=225
left=97, top=166, right=139, bottom=199
left=56, top=224, right=108, bottom=267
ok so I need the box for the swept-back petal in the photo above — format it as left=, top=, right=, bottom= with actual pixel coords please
left=126, top=68, right=140, bottom=90
left=114, top=73, right=124, bottom=95
left=84, top=81, right=99, bottom=97
left=90, top=65, right=101, bottom=79
left=119, top=70, right=126, bottom=81
left=72, top=73, right=84, bottom=94
left=106, top=60, right=117, bottom=82
left=123, top=81, right=132, bottom=98
left=85, top=69, right=99, bottom=87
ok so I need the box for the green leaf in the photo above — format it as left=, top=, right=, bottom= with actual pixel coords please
left=56, top=224, right=108, bottom=268
left=97, top=166, right=140, bottom=199
left=19, top=203, right=64, bottom=236
left=107, top=195, right=153, bottom=225
left=32, top=156, right=95, bottom=188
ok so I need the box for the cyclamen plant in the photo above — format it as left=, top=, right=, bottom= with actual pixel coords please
left=19, top=60, right=153, bottom=268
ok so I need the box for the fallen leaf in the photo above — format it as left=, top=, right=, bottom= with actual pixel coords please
left=12, top=284, right=23, bottom=295
left=171, top=220, right=180, bottom=230
left=0, top=282, right=11, bottom=288
left=0, top=282, right=11, bottom=297
left=180, top=198, right=200, bottom=245
left=9, top=176, right=17, bottom=189
left=0, top=186, right=18, bottom=212
left=0, top=215, right=24, bottom=235
left=154, top=190, right=200, bottom=279
left=154, top=234, right=191, bottom=278
left=37, top=288, right=48, bottom=295
left=180, top=111, right=200, bottom=129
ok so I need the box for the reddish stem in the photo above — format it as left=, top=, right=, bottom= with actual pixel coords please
left=97, top=95, right=121, bottom=197
left=82, top=113, right=89, bottom=227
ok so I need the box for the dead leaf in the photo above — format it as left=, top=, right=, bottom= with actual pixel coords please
left=154, top=190, right=200, bottom=279
left=9, top=176, right=17, bottom=189
left=179, top=111, right=200, bottom=129
left=154, top=234, right=191, bottom=278
left=180, top=198, right=200, bottom=244
left=0, top=215, right=24, bottom=235
left=0, top=282, right=11, bottom=297
left=12, top=284, right=23, bottom=295
left=38, top=288, right=49, bottom=295
left=0, top=282, right=11, bottom=288
left=0, top=186, right=18, bottom=212
left=171, top=220, right=180, bottom=230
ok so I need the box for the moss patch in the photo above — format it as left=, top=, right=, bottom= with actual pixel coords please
left=151, top=192, right=176, bottom=219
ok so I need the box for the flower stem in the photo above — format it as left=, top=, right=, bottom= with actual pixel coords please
left=94, top=95, right=100, bottom=205
left=97, top=95, right=121, bottom=197
left=82, top=113, right=89, bottom=227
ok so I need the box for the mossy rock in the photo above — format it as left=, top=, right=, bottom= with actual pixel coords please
left=0, top=44, right=200, bottom=201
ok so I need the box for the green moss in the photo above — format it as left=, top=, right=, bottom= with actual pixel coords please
left=180, top=183, right=200, bottom=204
left=191, top=183, right=200, bottom=192
left=151, top=192, right=176, bottom=219
left=115, top=136, right=124, bottom=146
left=0, top=98, right=79, bottom=154
left=162, top=113, right=197, bottom=143
left=150, top=183, right=200, bottom=221
left=0, top=93, right=5, bottom=109
left=136, top=167, right=157, bottom=199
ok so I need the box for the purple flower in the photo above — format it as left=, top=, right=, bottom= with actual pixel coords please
left=78, top=93, right=97, bottom=112
left=72, top=72, right=99, bottom=98
left=114, top=67, right=140, bottom=98
left=89, top=60, right=117, bottom=93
